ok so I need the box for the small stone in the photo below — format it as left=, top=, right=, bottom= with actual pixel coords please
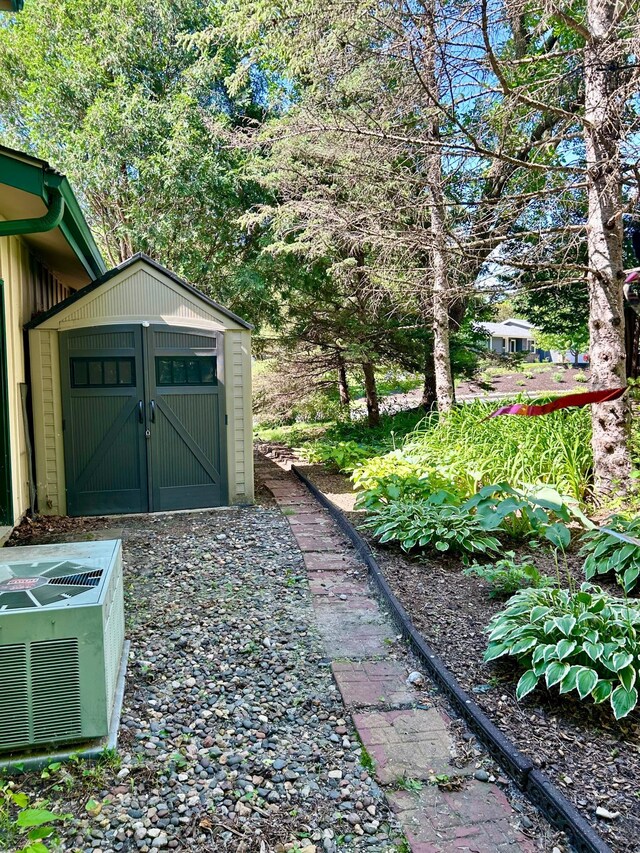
left=474, top=770, right=490, bottom=783
left=406, top=671, right=424, bottom=687
left=595, top=806, right=620, bottom=820
left=151, top=832, right=168, bottom=848
left=521, top=816, right=533, bottom=829
left=328, top=770, right=342, bottom=780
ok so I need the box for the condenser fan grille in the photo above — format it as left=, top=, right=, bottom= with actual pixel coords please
left=0, top=560, right=104, bottom=611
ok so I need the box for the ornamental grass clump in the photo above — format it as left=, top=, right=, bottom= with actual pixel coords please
left=361, top=492, right=501, bottom=563
left=485, top=584, right=640, bottom=719
left=580, top=515, right=640, bottom=593
left=402, top=401, right=592, bottom=501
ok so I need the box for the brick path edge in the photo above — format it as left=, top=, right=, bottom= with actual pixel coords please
left=288, top=462, right=612, bottom=853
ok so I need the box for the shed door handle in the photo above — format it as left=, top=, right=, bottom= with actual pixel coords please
left=150, top=399, right=156, bottom=423
left=138, top=400, right=143, bottom=423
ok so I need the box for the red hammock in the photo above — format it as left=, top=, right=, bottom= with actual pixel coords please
left=487, top=387, right=625, bottom=419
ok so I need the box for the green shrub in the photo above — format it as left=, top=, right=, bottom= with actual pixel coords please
left=352, top=451, right=469, bottom=499
left=361, top=493, right=501, bottom=563
left=465, top=553, right=551, bottom=598
left=352, top=451, right=429, bottom=491
left=574, top=371, right=588, bottom=383
left=553, top=371, right=565, bottom=383
left=485, top=584, right=640, bottom=719
left=354, top=472, right=456, bottom=510
left=580, top=516, right=640, bottom=593
left=301, top=439, right=375, bottom=472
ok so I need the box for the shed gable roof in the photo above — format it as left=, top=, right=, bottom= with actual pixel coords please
left=26, top=254, right=252, bottom=331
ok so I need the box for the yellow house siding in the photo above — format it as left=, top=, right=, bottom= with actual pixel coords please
left=0, top=233, right=31, bottom=522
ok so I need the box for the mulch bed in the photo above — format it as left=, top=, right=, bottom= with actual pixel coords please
left=455, top=365, right=591, bottom=398
left=296, top=462, right=640, bottom=853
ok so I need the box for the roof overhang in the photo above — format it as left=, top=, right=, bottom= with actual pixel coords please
left=0, top=146, right=106, bottom=289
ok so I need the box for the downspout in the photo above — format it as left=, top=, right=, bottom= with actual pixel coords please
left=0, top=187, right=65, bottom=237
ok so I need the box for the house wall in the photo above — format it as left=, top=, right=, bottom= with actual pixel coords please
left=30, top=262, right=254, bottom=514
left=0, top=230, right=71, bottom=524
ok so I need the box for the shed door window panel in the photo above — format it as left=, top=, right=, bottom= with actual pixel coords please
left=156, top=356, right=217, bottom=386
left=71, top=358, right=135, bottom=388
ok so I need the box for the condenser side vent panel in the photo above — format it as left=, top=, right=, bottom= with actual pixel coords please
left=0, top=644, right=29, bottom=749
left=32, top=638, right=82, bottom=744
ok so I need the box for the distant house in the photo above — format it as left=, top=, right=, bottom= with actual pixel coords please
left=479, top=318, right=537, bottom=356
left=477, top=317, right=589, bottom=365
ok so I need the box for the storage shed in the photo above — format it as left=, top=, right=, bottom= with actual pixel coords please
left=27, top=254, right=253, bottom=516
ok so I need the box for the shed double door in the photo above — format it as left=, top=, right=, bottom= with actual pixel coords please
left=60, top=325, right=226, bottom=516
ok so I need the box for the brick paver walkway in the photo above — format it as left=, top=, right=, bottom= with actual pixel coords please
left=256, top=454, right=537, bottom=852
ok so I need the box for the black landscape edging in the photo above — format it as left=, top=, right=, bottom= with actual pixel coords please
left=290, top=462, right=612, bottom=853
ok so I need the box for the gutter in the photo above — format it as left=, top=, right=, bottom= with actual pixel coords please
left=0, top=186, right=65, bottom=237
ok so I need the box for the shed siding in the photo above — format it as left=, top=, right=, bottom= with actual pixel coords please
left=30, top=329, right=66, bottom=516
left=224, top=329, right=253, bottom=504
left=53, top=268, right=227, bottom=331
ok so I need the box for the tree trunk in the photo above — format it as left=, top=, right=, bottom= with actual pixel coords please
left=421, top=348, right=437, bottom=410
left=336, top=352, right=351, bottom=411
left=361, top=361, right=381, bottom=427
left=584, top=0, right=631, bottom=494
left=424, top=0, right=455, bottom=413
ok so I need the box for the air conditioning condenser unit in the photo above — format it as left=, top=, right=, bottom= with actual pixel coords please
left=0, top=539, right=125, bottom=753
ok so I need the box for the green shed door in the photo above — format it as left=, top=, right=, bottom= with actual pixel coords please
left=60, top=325, right=227, bottom=516
left=60, top=326, right=148, bottom=516
left=147, top=326, right=226, bottom=511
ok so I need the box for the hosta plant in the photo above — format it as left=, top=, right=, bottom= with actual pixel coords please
left=580, top=515, right=640, bottom=593
left=351, top=451, right=470, bottom=500
left=354, top=471, right=461, bottom=510
left=485, top=584, right=640, bottom=719
left=462, top=482, right=584, bottom=541
left=361, top=493, right=501, bottom=563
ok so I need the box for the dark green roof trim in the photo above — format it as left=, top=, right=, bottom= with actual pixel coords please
left=0, top=145, right=106, bottom=279
left=26, top=253, right=254, bottom=331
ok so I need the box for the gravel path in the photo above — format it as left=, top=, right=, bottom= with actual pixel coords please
left=7, top=507, right=400, bottom=853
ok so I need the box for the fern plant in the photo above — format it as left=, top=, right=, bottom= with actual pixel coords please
left=580, top=516, right=640, bottom=593
left=485, top=584, right=640, bottom=719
